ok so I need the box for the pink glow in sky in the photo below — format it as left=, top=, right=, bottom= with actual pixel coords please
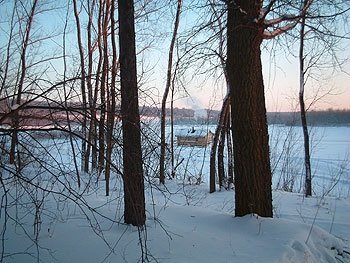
left=172, top=53, right=350, bottom=112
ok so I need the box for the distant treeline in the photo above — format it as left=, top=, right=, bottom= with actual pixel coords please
left=141, top=106, right=350, bottom=126
left=1, top=100, right=349, bottom=127
left=267, top=110, right=350, bottom=126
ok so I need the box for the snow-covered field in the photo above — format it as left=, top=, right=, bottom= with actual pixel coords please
left=0, top=125, right=349, bottom=262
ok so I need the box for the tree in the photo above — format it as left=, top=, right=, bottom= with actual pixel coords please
left=72, top=0, right=87, bottom=180
left=207, top=0, right=231, bottom=193
left=160, top=0, right=183, bottom=184
left=297, top=0, right=350, bottom=197
left=299, top=0, right=312, bottom=197
left=105, top=0, right=118, bottom=196
left=226, top=0, right=273, bottom=217
left=224, top=0, right=339, bottom=217
left=9, top=0, right=38, bottom=165
left=118, top=0, right=146, bottom=226
left=225, top=0, right=350, bottom=215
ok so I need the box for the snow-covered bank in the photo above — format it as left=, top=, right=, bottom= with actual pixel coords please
left=1, top=124, right=349, bottom=262
left=2, top=179, right=349, bottom=262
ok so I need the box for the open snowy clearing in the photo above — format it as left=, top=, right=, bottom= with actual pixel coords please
left=2, top=179, right=349, bottom=263
left=1, top=125, right=349, bottom=262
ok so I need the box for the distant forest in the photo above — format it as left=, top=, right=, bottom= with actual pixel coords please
left=1, top=101, right=349, bottom=127
left=140, top=105, right=350, bottom=126
left=266, top=110, right=350, bottom=126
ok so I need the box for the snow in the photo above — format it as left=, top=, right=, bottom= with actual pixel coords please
left=1, top=125, right=349, bottom=262
left=2, top=180, right=349, bottom=262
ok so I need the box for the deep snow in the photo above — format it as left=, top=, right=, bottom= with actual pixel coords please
left=1, top=125, right=349, bottom=262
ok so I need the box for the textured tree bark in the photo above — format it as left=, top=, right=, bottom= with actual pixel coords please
left=118, top=0, right=146, bottom=226
left=227, top=0, right=272, bottom=217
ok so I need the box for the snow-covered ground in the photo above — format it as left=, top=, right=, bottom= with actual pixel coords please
left=1, top=125, right=349, bottom=262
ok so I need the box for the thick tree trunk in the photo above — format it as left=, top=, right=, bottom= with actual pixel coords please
left=118, top=0, right=146, bottom=226
left=227, top=0, right=272, bottom=217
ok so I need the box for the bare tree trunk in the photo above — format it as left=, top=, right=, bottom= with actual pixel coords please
left=218, top=100, right=230, bottom=189
left=217, top=121, right=226, bottom=189
left=226, top=114, right=233, bottom=187
left=72, top=0, right=87, bottom=183
left=0, top=2, right=16, bottom=98
left=299, top=2, right=312, bottom=197
left=209, top=96, right=229, bottom=193
left=10, top=0, right=38, bottom=165
left=92, top=8, right=104, bottom=171
left=105, top=0, right=117, bottom=196
left=97, top=0, right=109, bottom=174
left=118, top=0, right=145, bottom=226
left=160, top=0, right=182, bottom=184
left=170, top=77, right=175, bottom=178
left=62, top=4, right=80, bottom=186
left=84, top=0, right=97, bottom=173
left=227, top=0, right=272, bottom=217
left=208, top=2, right=229, bottom=193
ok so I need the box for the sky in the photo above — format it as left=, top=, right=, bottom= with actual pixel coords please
left=169, top=39, right=350, bottom=113
left=160, top=1, right=350, bottom=113
left=1, top=1, right=349, bottom=113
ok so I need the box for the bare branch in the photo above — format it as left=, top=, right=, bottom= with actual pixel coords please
left=263, top=22, right=298, bottom=39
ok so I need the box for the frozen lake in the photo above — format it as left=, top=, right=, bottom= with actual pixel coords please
left=168, top=124, right=350, bottom=197
left=2, top=123, right=349, bottom=197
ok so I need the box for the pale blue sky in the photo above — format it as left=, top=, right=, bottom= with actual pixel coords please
left=1, top=1, right=349, bottom=112
left=163, top=43, right=350, bottom=112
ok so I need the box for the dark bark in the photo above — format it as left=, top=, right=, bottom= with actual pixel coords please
left=160, top=0, right=182, bottom=184
left=10, top=0, right=38, bottom=165
left=170, top=77, right=175, bottom=178
left=209, top=96, right=229, bottom=193
left=118, top=0, right=146, bottom=226
left=227, top=0, right=272, bottom=217
left=98, top=0, right=109, bottom=174
left=299, top=3, right=312, bottom=197
left=105, top=0, right=117, bottom=196
left=84, top=0, right=97, bottom=173
left=226, top=114, right=234, bottom=186
left=208, top=3, right=229, bottom=193
left=63, top=5, right=80, bottom=189
left=217, top=122, right=226, bottom=189
left=92, top=7, right=104, bottom=171
left=72, top=0, right=87, bottom=182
